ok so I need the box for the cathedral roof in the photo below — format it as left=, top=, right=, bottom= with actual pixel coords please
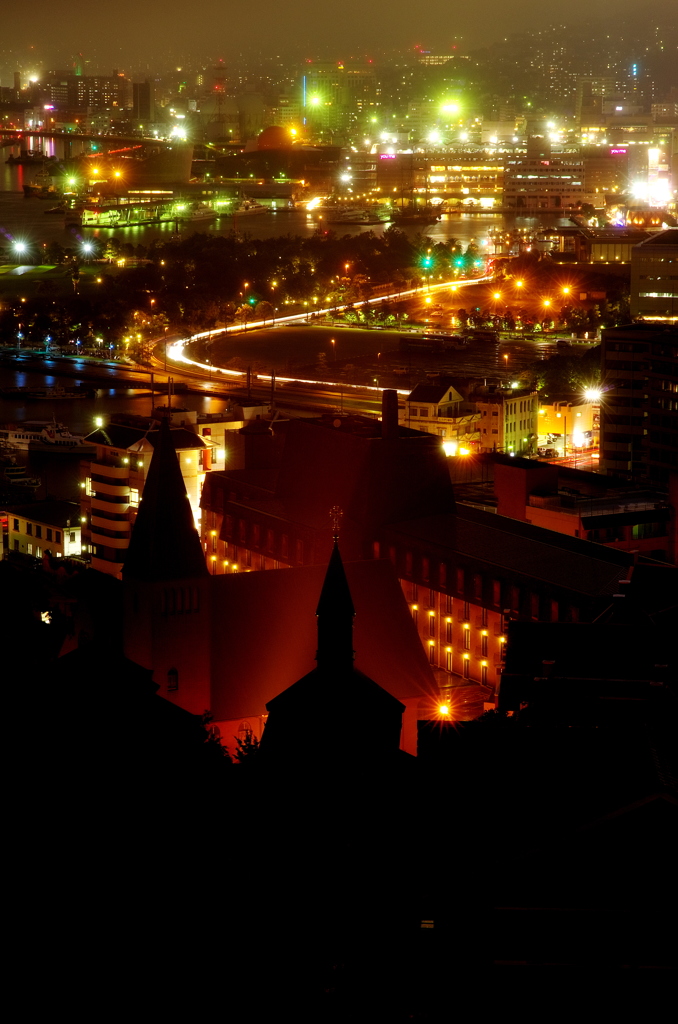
left=261, top=543, right=406, bottom=763
left=316, top=541, right=355, bottom=620
left=122, top=416, right=208, bottom=582
left=209, top=557, right=436, bottom=722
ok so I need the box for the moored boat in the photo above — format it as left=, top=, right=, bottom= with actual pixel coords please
left=181, top=203, right=217, bottom=222
left=328, top=207, right=390, bottom=225
left=226, top=198, right=269, bottom=217
left=25, top=385, right=87, bottom=400
left=2, top=460, right=41, bottom=489
left=0, top=420, right=96, bottom=454
left=391, top=206, right=441, bottom=224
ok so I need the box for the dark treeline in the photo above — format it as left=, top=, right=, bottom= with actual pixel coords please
left=1, top=228, right=482, bottom=352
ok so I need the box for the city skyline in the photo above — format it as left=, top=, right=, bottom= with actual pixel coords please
left=2, top=0, right=677, bottom=79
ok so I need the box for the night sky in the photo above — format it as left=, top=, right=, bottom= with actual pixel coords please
left=2, top=0, right=676, bottom=77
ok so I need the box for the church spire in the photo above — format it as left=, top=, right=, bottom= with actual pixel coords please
left=315, top=507, right=355, bottom=674
left=122, top=416, right=208, bottom=581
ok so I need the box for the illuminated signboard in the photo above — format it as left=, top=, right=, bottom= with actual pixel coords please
left=379, top=154, right=396, bottom=160
left=610, top=148, right=627, bottom=155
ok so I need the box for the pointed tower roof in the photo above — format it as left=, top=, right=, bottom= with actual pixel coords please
left=260, top=540, right=405, bottom=765
left=122, top=417, right=208, bottom=582
left=315, top=540, right=355, bottom=675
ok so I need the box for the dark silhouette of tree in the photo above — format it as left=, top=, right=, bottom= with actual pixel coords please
left=200, top=711, right=232, bottom=761
left=233, top=731, right=260, bottom=762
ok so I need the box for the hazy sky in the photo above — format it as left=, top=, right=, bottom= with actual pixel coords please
left=3, top=0, right=676, bottom=76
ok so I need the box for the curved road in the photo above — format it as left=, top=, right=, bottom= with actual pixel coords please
left=162, top=274, right=492, bottom=412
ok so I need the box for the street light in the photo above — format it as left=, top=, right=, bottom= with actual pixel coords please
left=13, top=240, right=28, bottom=262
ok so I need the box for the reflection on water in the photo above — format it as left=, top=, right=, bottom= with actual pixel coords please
left=0, top=363, right=233, bottom=502
left=1, top=144, right=569, bottom=250
left=0, top=366, right=229, bottom=433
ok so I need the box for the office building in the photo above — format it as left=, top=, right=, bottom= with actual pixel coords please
left=630, top=228, right=678, bottom=320
left=600, top=322, right=678, bottom=485
left=504, top=139, right=587, bottom=211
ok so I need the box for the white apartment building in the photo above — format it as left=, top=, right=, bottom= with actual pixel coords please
left=4, top=500, right=82, bottom=560
left=504, top=139, right=587, bottom=211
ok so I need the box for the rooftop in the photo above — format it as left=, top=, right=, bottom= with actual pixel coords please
left=86, top=422, right=208, bottom=452
left=384, top=504, right=636, bottom=599
left=407, top=382, right=464, bottom=404
left=4, top=498, right=80, bottom=528
left=634, top=228, right=678, bottom=248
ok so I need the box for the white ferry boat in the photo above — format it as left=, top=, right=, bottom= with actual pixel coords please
left=0, top=420, right=96, bottom=454
left=226, top=199, right=269, bottom=217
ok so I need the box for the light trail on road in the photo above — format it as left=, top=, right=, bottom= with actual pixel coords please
left=166, top=275, right=492, bottom=394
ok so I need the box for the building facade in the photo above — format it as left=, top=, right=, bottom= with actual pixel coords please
left=80, top=417, right=212, bottom=578
left=630, top=228, right=678, bottom=321
left=200, top=402, right=638, bottom=695
left=504, top=140, right=587, bottom=211
left=471, top=386, right=538, bottom=456
left=4, top=499, right=82, bottom=560
left=400, top=381, right=538, bottom=456
left=400, top=382, right=480, bottom=452
left=599, top=322, right=678, bottom=485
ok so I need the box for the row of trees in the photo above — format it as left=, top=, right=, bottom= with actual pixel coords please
left=0, top=228, right=487, bottom=351
left=453, top=298, right=630, bottom=334
left=517, top=346, right=602, bottom=394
